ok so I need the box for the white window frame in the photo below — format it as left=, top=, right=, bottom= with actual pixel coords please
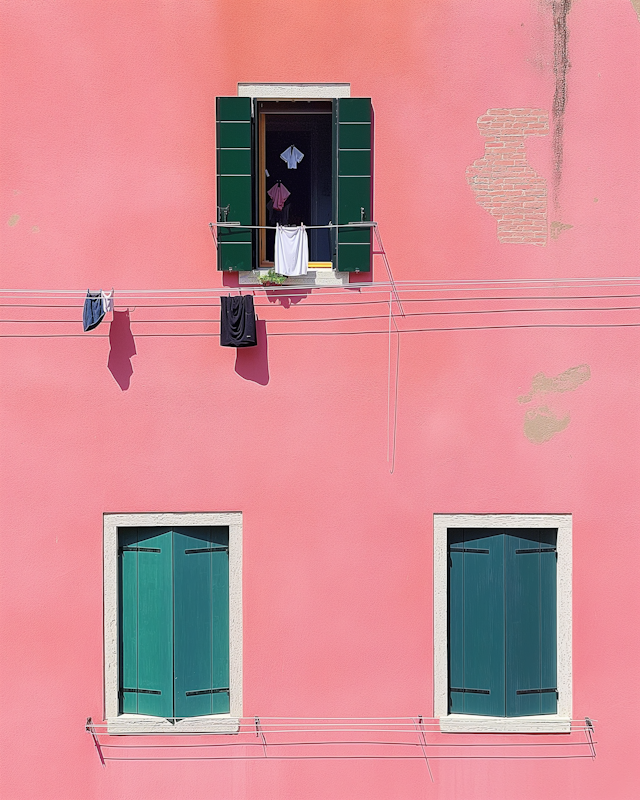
left=236, top=82, right=356, bottom=288
left=434, top=513, right=572, bottom=733
left=104, top=512, right=242, bottom=734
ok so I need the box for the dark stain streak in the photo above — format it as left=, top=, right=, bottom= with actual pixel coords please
left=551, top=0, right=572, bottom=208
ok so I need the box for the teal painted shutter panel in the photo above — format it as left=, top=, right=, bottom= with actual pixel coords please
left=333, top=98, right=372, bottom=272
left=448, top=530, right=505, bottom=716
left=118, top=528, right=174, bottom=718
left=173, top=527, right=230, bottom=718
left=216, top=97, right=254, bottom=271
left=505, top=529, right=558, bottom=717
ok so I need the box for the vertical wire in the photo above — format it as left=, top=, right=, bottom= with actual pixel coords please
left=387, top=293, right=392, bottom=465
left=389, top=312, right=400, bottom=474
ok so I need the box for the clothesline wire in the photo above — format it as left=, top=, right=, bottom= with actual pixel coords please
left=99, top=756, right=594, bottom=765
left=5, top=304, right=640, bottom=324
left=4, top=291, right=640, bottom=308
left=4, top=321, right=640, bottom=338
left=88, top=715, right=595, bottom=723
left=95, top=739, right=595, bottom=750
left=4, top=277, right=640, bottom=296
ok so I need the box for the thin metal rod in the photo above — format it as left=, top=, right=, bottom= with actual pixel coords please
left=211, top=221, right=376, bottom=230
left=86, top=717, right=106, bottom=767
left=414, top=715, right=434, bottom=782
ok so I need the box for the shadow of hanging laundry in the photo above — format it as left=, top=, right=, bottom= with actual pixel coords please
left=235, top=319, right=269, bottom=385
left=265, top=288, right=310, bottom=308
left=107, top=310, right=136, bottom=391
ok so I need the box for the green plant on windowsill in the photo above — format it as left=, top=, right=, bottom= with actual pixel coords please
left=258, top=268, right=287, bottom=287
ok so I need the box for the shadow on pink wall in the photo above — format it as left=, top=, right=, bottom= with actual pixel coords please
left=107, top=310, right=136, bottom=390
left=235, top=319, right=269, bottom=385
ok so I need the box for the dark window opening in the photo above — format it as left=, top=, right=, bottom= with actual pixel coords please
left=258, top=101, right=333, bottom=265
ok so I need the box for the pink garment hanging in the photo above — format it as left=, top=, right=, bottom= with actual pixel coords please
left=267, top=181, right=290, bottom=212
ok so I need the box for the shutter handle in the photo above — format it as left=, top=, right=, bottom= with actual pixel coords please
left=360, top=206, right=366, bottom=222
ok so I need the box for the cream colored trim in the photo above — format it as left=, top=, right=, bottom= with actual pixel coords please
left=239, top=268, right=351, bottom=287
left=440, top=715, right=571, bottom=734
left=238, top=83, right=350, bottom=99
left=433, top=513, right=572, bottom=733
left=104, top=512, right=242, bottom=735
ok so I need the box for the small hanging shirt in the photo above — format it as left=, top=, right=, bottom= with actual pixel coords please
left=275, top=224, right=309, bottom=277
left=280, top=145, right=304, bottom=169
left=101, top=289, right=114, bottom=314
left=267, top=181, right=290, bottom=212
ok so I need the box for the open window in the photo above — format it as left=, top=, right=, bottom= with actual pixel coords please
left=216, top=93, right=372, bottom=274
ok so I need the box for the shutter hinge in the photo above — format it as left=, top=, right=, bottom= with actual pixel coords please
left=120, top=688, right=162, bottom=696
left=516, top=688, right=558, bottom=696
left=515, top=547, right=557, bottom=554
left=118, top=546, right=161, bottom=553
left=185, top=687, right=230, bottom=697
left=448, top=547, right=490, bottom=554
left=449, top=687, right=490, bottom=695
left=184, top=546, right=229, bottom=554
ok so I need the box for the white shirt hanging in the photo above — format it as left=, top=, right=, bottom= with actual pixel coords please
left=280, top=145, right=304, bottom=169
left=101, top=289, right=114, bottom=314
left=274, top=225, right=309, bottom=276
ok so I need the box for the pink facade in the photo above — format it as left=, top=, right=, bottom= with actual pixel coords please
left=1, top=1, right=639, bottom=798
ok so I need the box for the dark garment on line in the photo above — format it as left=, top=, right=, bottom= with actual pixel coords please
left=220, top=295, right=258, bottom=348
left=83, top=291, right=105, bottom=331
left=267, top=197, right=291, bottom=225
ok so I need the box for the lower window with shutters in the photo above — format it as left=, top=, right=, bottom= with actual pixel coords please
left=433, top=514, right=572, bottom=733
left=104, top=513, right=242, bottom=734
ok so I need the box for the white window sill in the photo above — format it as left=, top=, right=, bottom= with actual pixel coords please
left=439, top=714, right=571, bottom=734
left=107, top=714, right=240, bottom=735
left=238, top=268, right=351, bottom=288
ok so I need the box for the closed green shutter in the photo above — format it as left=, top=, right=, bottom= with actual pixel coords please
left=216, top=97, right=254, bottom=271
left=448, top=530, right=505, bottom=716
left=505, top=529, right=557, bottom=717
left=174, top=527, right=230, bottom=718
left=118, top=528, right=174, bottom=718
left=448, top=528, right=558, bottom=718
left=333, top=98, right=372, bottom=272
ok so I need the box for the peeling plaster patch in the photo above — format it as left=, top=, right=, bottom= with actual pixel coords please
left=631, top=0, right=640, bottom=22
left=7, top=214, right=20, bottom=227
left=550, top=220, right=573, bottom=239
left=466, top=109, right=549, bottom=245
left=31, top=226, right=39, bottom=233
left=518, top=363, right=590, bottom=403
left=524, top=406, right=570, bottom=443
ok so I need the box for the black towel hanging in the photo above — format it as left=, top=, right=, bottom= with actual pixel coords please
left=220, top=295, right=257, bottom=348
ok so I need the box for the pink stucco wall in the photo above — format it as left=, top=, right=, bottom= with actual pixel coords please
left=1, top=1, right=639, bottom=798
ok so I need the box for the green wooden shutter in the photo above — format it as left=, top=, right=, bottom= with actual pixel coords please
left=448, top=530, right=505, bottom=716
left=216, top=97, right=254, bottom=271
left=118, top=528, right=174, bottom=718
left=333, top=98, right=372, bottom=272
left=505, top=529, right=557, bottom=717
left=173, top=527, right=230, bottom=718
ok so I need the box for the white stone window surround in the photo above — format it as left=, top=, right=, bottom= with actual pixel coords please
left=104, top=512, right=242, bottom=735
left=433, top=513, right=572, bottom=734
left=235, top=83, right=359, bottom=288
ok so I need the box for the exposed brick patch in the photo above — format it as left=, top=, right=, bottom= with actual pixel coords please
left=466, top=109, right=550, bottom=245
